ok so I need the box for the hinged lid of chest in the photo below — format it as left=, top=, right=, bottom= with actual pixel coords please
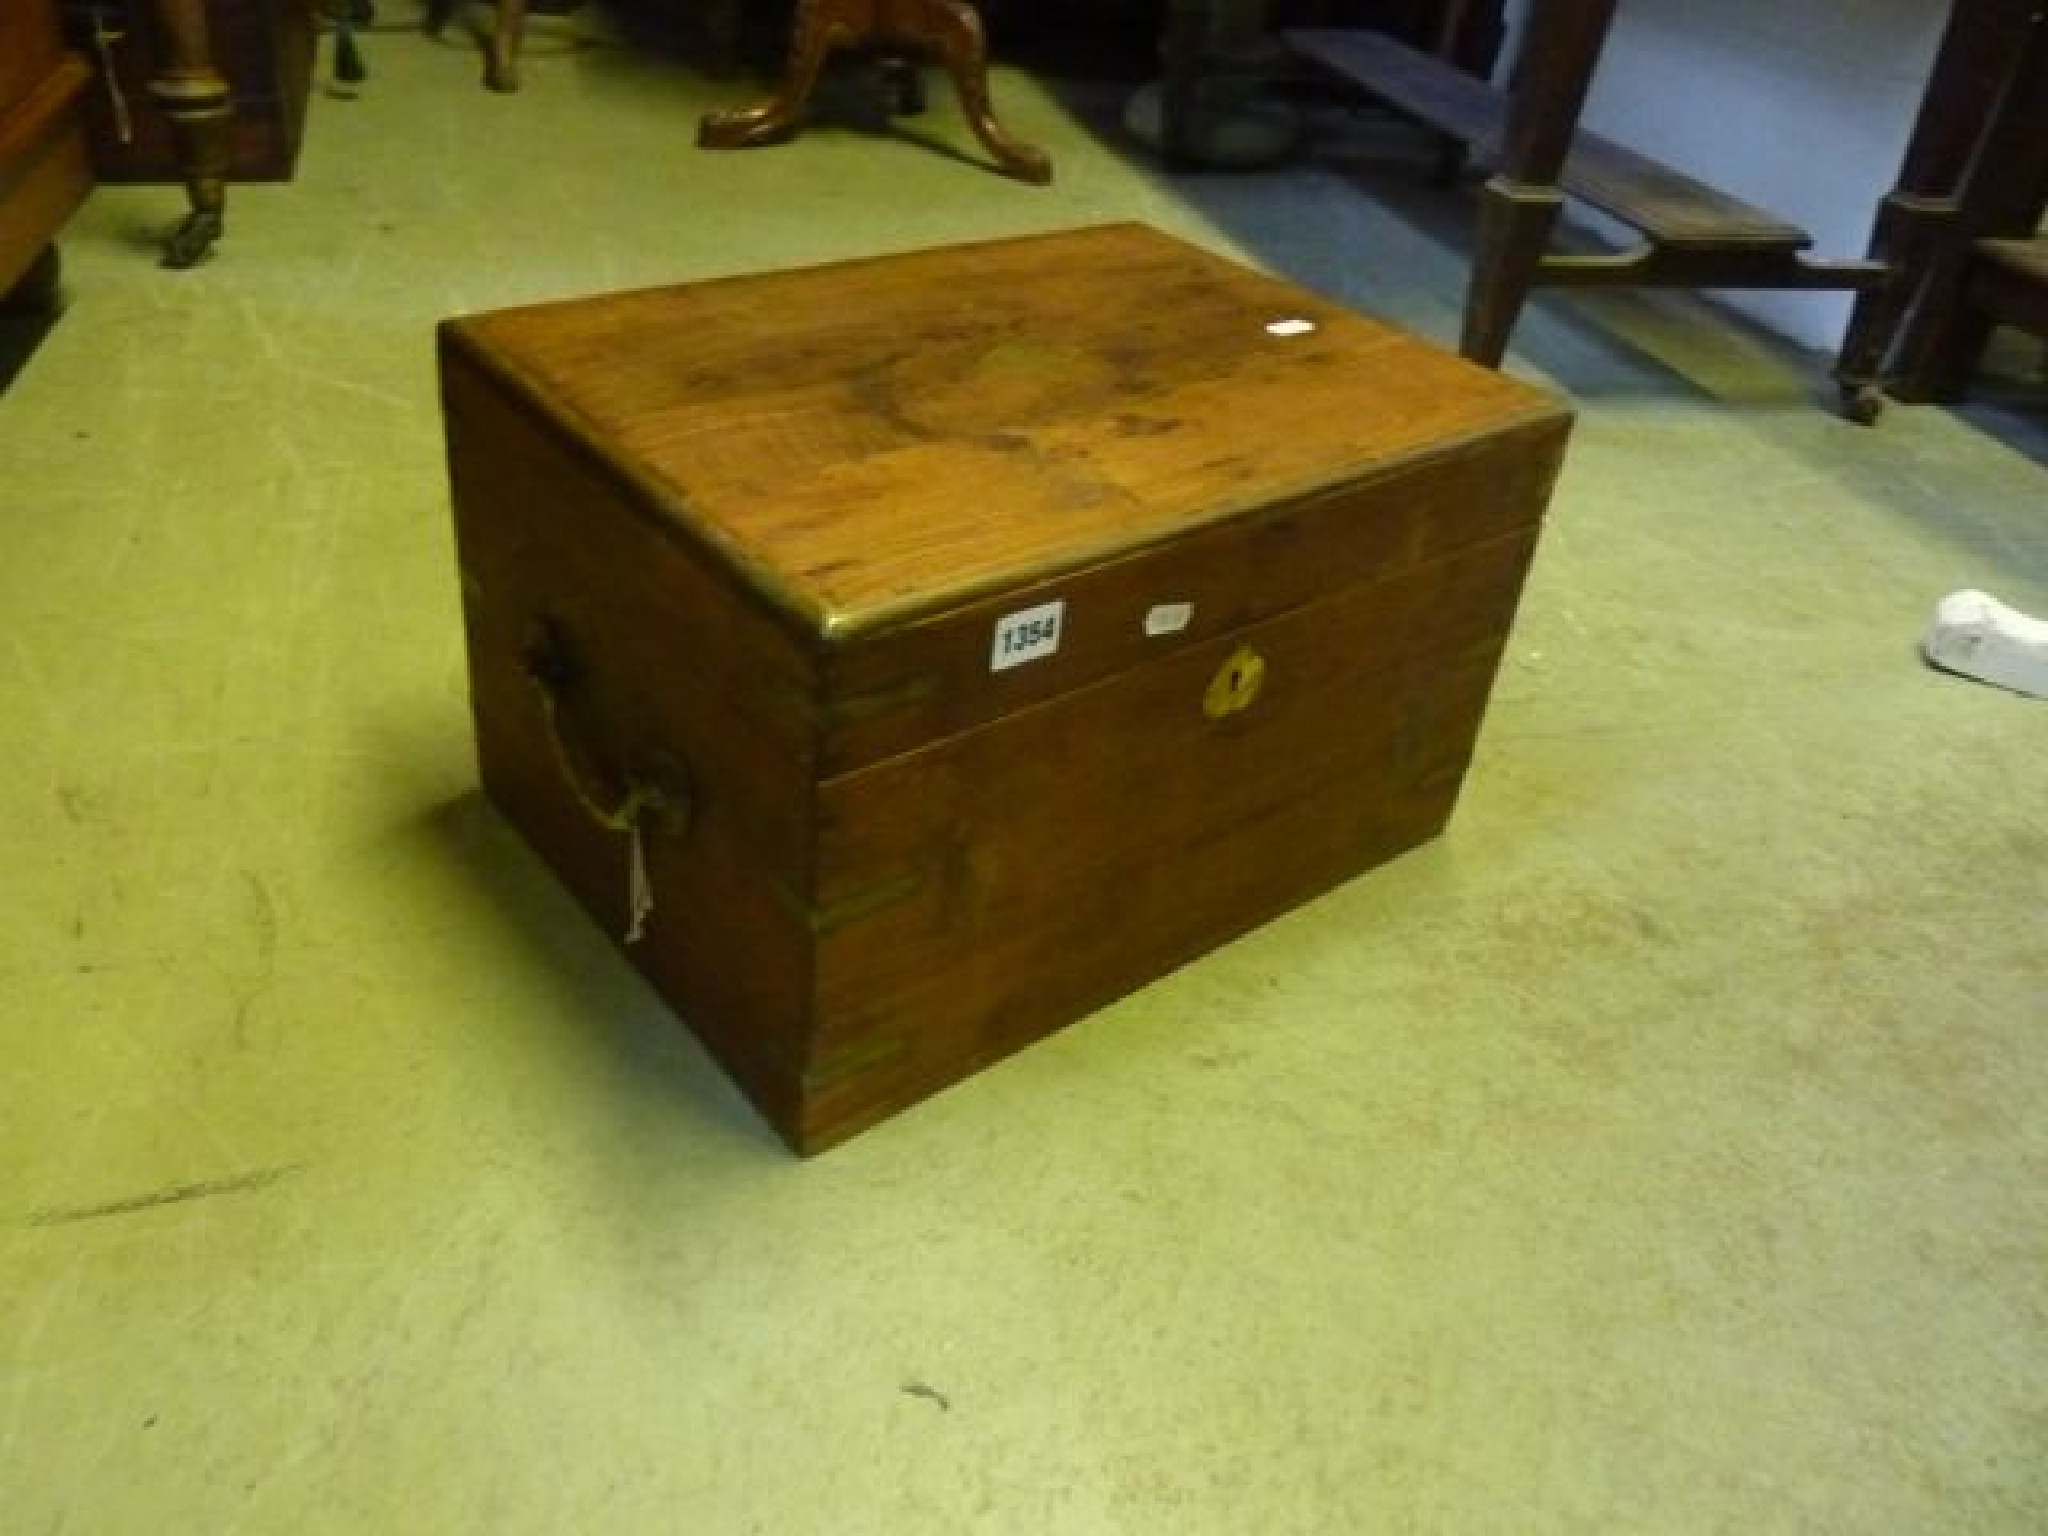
left=440, top=223, right=1569, bottom=771
left=443, top=223, right=1563, bottom=622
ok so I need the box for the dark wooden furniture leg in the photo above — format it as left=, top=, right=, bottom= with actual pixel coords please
left=1885, top=10, right=2048, bottom=400
left=703, top=0, right=741, bottom=76
left=1461, top=0, right=1617, bottom=365
left=425, top=0, right=529, bottom=92
left=1158, top=0, right=1208, bottom=168
left=1834, top=0, right=2040, bottom=419
left=433, top=0, right=643, bottom=94
left=486, top=0, right=529, bottom=92
left=920, top=0, right=1049, bottom=181
left=698, top=0, right=1051, bottom=183
left=698, top=0, right=850, bottom=149
left=145, top=0, right=233, bottom=267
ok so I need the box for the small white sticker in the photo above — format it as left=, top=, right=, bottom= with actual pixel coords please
left=1144, top=602, right=1194, bottom=637
left=991, top=599, right=1064, bottom=671
left=1265, top=317, right=1317, bottom=337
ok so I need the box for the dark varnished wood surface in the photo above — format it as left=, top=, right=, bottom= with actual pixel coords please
left=1877, top=2, right=2048, bottom=401
left=442, top=223, right=1572, bottom=1152
left=1836, top=0, right=2046, bottom=411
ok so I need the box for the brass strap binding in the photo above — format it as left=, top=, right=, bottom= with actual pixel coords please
left=87, top=9, right=135, bottom=144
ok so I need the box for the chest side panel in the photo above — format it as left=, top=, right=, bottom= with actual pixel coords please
left=442, top=343, right=827, bottom=1100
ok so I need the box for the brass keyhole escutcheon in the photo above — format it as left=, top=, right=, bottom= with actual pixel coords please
left=1203, top=644, right=1267, bottom=720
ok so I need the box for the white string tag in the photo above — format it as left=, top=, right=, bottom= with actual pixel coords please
left=624, top=820, right=653, bottom=945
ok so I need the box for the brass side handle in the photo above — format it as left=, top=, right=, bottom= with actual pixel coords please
left=522, top=618, right=693, bottom=837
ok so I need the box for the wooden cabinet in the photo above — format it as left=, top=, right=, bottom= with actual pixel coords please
left=0, top=0, right=94, bottom=305
left=60, top=0, right=316, bottom=183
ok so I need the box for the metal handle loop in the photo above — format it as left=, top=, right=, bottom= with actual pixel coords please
left=523, top=618, right=692, bottom=837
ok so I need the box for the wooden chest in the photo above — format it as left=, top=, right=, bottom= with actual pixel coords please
left=439, top=223, right=1572, bottom=1153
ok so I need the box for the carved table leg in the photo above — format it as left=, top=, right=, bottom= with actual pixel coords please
left=915, top=0, right=1050, bottom=183
left=145, top=0, right=233, bottom=267
left=699, top=0, right=1050, bottom=182
left=486, top=0, right=529, bottom=92
left=699, top=0, right=863, bottom=149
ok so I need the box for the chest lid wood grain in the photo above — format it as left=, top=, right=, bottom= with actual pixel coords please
left=438, top=222, right=1567, bottom=643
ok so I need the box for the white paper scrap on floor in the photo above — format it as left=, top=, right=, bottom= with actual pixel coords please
left=1924, top=589, right=2048, bottom=700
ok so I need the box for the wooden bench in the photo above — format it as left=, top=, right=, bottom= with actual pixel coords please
left=1969, top=238, right=2048, bottom=346
left=1287, top=7, right=1889, bottom=403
